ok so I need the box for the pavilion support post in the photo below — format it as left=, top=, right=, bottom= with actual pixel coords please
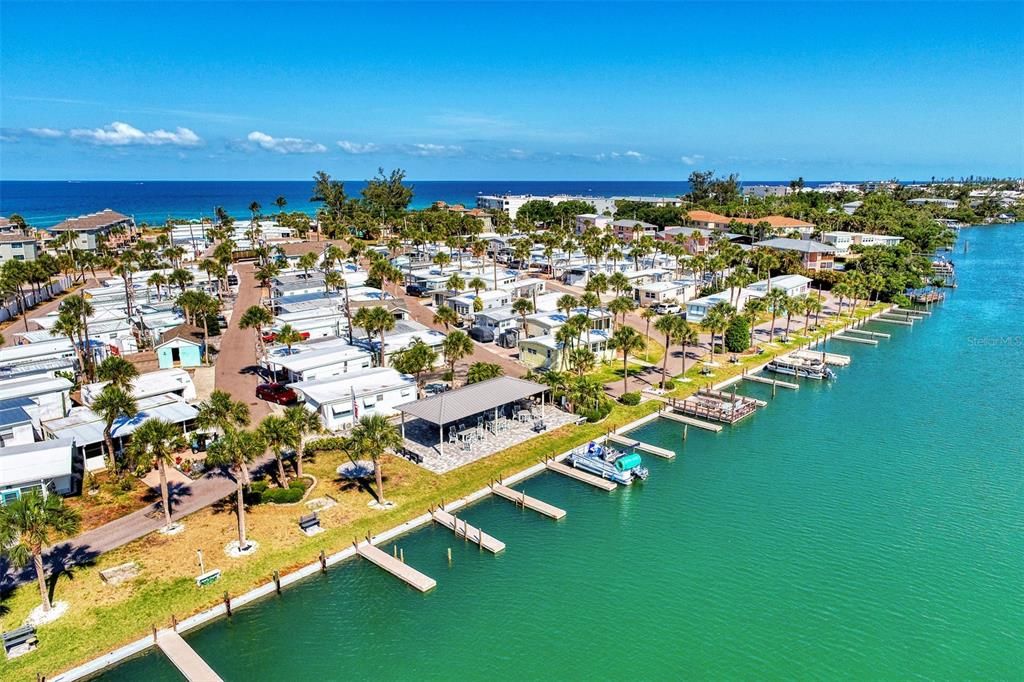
left=439, top=422, right=444, bottom=457
left=401, top=412, right=406, bottom=440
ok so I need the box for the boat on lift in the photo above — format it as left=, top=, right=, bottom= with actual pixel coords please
left=567, top=442, right=649, bottom=484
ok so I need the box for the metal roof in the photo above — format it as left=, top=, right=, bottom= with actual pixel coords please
left=396, top=376, right=546, bottom=426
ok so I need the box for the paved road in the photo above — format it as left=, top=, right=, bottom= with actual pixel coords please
left=0, top=276, right=100, bottom=346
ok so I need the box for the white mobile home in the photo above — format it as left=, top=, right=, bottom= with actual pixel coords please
left=81, top=368, right=198, bottom=407
left=634, top=280, right=699, bottom=307
left=0, top=375, right=73, bottom=421
left=288, top=368, right=417, bottom=431
left=518, top=329, right=615, bottom=371
left=266, top=343, right=374, bottom=383
left=0, top=338, right=77, bottom=367
left=0, top=438, right=77, bottom=503
left=447, top=289, right=512, bottom=316
left=746, top=274, right=812, bottom=298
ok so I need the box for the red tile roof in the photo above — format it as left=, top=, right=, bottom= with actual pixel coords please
left=686, top=210, right=813, bottom=228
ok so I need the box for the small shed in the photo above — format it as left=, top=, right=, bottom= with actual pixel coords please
left=155, top=324, right=204, bottom=369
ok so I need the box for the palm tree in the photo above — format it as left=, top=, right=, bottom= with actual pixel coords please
left=802, top=294, right=823, bottom=335
left=678, top=321, right=699, bottom=377
left=567, top=347, right=596, bottom=377
left=346, top=414, right=403, bottom=505
left=126, top=419, right=187, bottom=529
left=297, top=251, right=319, bottom=280
left=640, top=307, right=657, bottom=359
left=610, top=326, right=645, bottom=395
left=445, top=272, right=465, bottom=294
left=195, top=388, right=252, bottom=473
left=512, top=297, right=534, bottom=331
left=0, top=492, right=80, bottom=614
left=148, top=272, right=167, bottom=302
left=765, top=288, right=788, bottom=343
left=352, top=305, right=396, bottom=367
left=258, top=414, right=297, bottom=487
left=96, top=355, right=139, bottom=389
left=467, top=276, right=487, bottom=299
left=466, top=362, right=504, bottom=384
left=608, top=271, right=630, bottom=298
left=91, top=385, right=137, bottom=470
left=556, top=293, right=578, bottom=318
left=744, top=296, right=768, bottom=349
left=283, top=405, right=323, bottom=478
left=275, top=323, right=303, bottom=356
left=608, top=296, right=635, bottom=329
left=205, top=428, right=264, bottom=552
left=655, top=314, right=683, bottom=388
left=441, top=329, right=474, bottom=386
left=784, top=294, right=802, bottom=339
left=238, top=304, right=274, bottom=361
left=703, top=301, right=734, bottom=364
left=58, top=295, right=95, bottom=380
left=50, top=309, right=86, bottom=378
left=432, top=304, right=459, bottom=331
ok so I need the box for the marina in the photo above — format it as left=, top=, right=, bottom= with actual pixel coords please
left=665, top=391, right=760, bottom=425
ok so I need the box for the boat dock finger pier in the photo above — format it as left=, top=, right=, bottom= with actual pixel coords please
left=658, top=408, right=724, bottom=432
left=606, top=433, right=676, bottom=459
left=742, top=373, right=799, bottom=389
left=431, top=507, right=506, bottom=553
left=842, top=328, right=891, bottom=339
left=355, top=542, right=437, bottom=592
left=490, top=482, right=566, bottom=519
left=156, top=630, right=224, bottom=682
left=831, top=333, right=879, bottom=345
left=793, top=349, right=851, bottom=366
left=545, top=459, right=618, bottom=490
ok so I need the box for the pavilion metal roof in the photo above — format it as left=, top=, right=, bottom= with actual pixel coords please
left=396, top=376, right=546, bottom=426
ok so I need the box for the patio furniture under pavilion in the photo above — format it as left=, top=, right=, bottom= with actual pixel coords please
left=396, top=376, right=572, bottom=473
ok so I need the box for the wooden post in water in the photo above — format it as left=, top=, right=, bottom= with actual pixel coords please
left=273, top=570, right=281, bottom=595
left=223, top=592, right=232, bottom=617
left=400, top=548, right=405, bottom=563
left=772, top=381, right=777, bottom=399
left=683, top=423, right=688, bottom=441
left=319, top=549, right=327, bottom=572
left=447, top=547, right=452, bottom=565
left=171, top=614, right=178, bottom=630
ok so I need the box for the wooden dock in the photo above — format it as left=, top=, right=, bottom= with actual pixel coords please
left=491, top=483, right=566, bottom=519
left=831, top=333, right=879, bottom=345
left=698, top=388, right=767, bottom=408
left=742, top=374, right=798, bottom=389
left=875, top=316, right=914, bottom=326
left=843, top=328, right=891, bottom=339
left=355, top=543, right=437, bottom=592
left=607, top=433, right=675, bottom=459
left=793, top=349, right=851, bottom=366
left=659, top=410, right=723, bottom=432
left=431, top=508, right=506, bottom=553
left=156, top=630, right=224, bottom=682
left=546, top=460, right=618, bottom=491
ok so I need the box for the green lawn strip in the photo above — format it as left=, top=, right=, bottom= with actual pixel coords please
left=3, top=402, right=658, bottom=678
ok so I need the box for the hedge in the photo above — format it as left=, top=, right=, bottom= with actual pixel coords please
left=619, top=391, right=642, bottom=406
left=246, top=478, right=308, bottom=505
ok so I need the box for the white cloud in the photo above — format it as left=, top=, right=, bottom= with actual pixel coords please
left=69, top=121, right=201, bottom=147
left=680, top=154, right=705, bottom=165
left=596, top=150, right=646, bottom=162
left=27, top=127, right=64, bottom=138
left=400, top=143, right=463, bottom=157
left=623, top=150, right=644, bottom=160
left=247, top=131, right=326, bottom=154
left=337, top=140, right=379, bottom=154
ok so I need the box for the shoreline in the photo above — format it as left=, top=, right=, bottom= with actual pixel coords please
left=52, top=304, right=896, bottom=682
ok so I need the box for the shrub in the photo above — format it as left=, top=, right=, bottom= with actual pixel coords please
left=662, top=379, right=676, bottom=391
left=246, top=478, right=307, bottom=505
left=305, top=436, right=347, bottom=454
left=579, top=400, right=613, bottom=423
left=725, top=316, right=750, bottom=353
left=619, top=391, right=642, bottom=406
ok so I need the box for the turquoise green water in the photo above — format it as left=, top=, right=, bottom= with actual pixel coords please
left=102, top=225, right=1023, bottom=680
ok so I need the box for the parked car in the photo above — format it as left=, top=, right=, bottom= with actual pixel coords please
left=654, top=302, right=681, bottom=315
left=423, top=382, right=450, bottom=396
left=256, top=382, right=298, bottom=405
left=468, top=326, right=495, bottom=343
left=405, top=283, right=429, bottom=297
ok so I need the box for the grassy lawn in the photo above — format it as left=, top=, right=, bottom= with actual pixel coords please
left=63, top=473, right=152, bottom=532
left=2, top=304, right=886, bottom=678
left=1, top=401, right=659, bottom=679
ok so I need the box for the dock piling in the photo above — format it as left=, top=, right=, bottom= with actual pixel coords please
left=447, top=547, right=452, bottom=565
left=273, top=570, right=281, bottom=595
left=223, top=592, right=232, bottom=617
left=319, top=549, right=327, bottom=572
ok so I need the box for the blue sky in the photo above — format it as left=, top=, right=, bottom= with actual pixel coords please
left=1, top=1, right=1022, bottom=181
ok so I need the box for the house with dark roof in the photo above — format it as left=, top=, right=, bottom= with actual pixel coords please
left=155, top=324, right=205, bottom=368
left=753, top=238, right=837, bottom=271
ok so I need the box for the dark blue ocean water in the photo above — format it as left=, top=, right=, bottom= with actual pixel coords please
left=0, top=180, right=705, bottom=227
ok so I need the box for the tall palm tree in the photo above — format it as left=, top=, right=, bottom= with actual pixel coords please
left=441, top=329, right=474, bottom=386
left=58, top=295, right=95, bottom=380
left=744, top=296, right=768, bottom=349
left=195, top=389, right=252, bottom=475
left=346, top=414, right=403, bottom=505
left=258, top=414, right=297, bottom=487
left=0, top=492, right=80, bottom=614
left=283, top=405, right=323, bottom=477
left=512, top=297, right=534, bottom=331
left=467, top=276, right=487, bottom=299
left=610, top=325, right=645, bottom=395
left=608, top=271, right=630, bottom=298
left=91, top=386, right=137, bottom=470
left=556, top=293, right=578, bottom=318
left=655, top=314, right=683, bottom=388
left=765, top=288, right=788, bottom=343
left=703, top=301, right=733, bottom=364
left=275, top=323, right=303, bottom=356
left=640, top=307, right=657, bottom=359
left=445, top=272, right=465, bottom=293
left=678, top=321, right=699, bottom=377
left=238, top=304, right=274, bottom=362
left=352, top=305, right=395, bottom=367
left=148, top=272, right=167, bottom=302
left=126, top=419, right=187, bottom=529
left=50, top=309, right=86, bottom=378
left=802, top=294, right=823, bottom=335
left=95, top=355, right=139, bottom=389
left=207, top=429, right=265, bottom=552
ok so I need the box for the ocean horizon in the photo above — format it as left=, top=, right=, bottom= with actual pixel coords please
left=3, top=178, right=857, bottom=227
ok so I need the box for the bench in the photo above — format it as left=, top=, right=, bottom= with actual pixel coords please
left=298, top=512, right=321, bottom=533
left=3, top=625, right=38, bottom=658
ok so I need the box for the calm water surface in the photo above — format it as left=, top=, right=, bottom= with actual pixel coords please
left=102, top=225, right=1023, bottom=680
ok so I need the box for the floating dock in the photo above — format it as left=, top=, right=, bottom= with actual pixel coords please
left=742, top=374, right=799, bottom=389
left=546, top=460, right=618, bottom=491
left=607, top=433, right=676, bottom=459
left=659, top=410, right=724, bottom=432
left=355, top=543, right=437, bottom=592
left=831, top=333, right=879, bottom=345
left=843, top=328, right=891, bottom=339
left=898, top=307, right=931, bottom=316
left=793, top=349, right=851, bottom=366
left=431, top=508, right=506, bottom=553
left=156, top=630, right=224, bottom=682
left=491, top=483, right=566, bottom=519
